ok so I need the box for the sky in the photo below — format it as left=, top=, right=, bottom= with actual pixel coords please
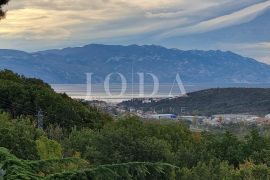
left=0, top=0, right=270, bottom=64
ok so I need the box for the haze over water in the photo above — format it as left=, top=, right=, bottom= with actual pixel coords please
left=52, top=83, right=270, bottom=103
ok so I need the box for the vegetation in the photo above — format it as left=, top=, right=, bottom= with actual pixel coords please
left=2, top=115, right=270, bottom=179
left=0, top=113, right=41, bottom=160
left=1, top=70, right=270, bottom=179
left=120, top=88, right=270, bottom=116
left=0, top=70, right=112, bottom=130
left=36, top=136, right=63, bottom=160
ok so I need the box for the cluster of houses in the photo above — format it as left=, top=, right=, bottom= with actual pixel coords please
left=87, top=100, right=270, bottom=126
left=193, top=114, right=270, bottom=126
left=140, top=113, right=270, bottom=126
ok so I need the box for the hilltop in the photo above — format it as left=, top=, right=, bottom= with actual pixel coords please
left=120, top=88, right=270, bottom=116
left=0, top=70, right=112, bottom=129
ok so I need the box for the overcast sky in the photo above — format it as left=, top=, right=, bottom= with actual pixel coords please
left=0, top=0, right=270, bottom=64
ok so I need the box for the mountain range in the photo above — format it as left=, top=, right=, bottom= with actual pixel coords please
left=0, top=44, right=270, bottom=84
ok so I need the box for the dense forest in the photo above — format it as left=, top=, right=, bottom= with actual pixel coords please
left=120, top=88, right=270, bottom=116
left=2, top=70, right=270, bottom=179
left=0, top=70, right=112, bottom=130
left=2, top=113, right=270, bottom=179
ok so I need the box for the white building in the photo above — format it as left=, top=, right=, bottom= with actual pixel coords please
left=265, top=114, right=270, bottom=118
left=180, top=116, right=207, bottom=124
left=148, top=114, right=178, bottom=120
left=212, top=114, right=259, bottom=124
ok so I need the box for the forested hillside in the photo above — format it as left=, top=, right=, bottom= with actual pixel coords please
left=120, top=88, right=270, bottom=115
left=0, top=70, right=112, bottom=129
left=2, top=71, right=270, bottom=179
left=2, top=114, right=270, bottom=179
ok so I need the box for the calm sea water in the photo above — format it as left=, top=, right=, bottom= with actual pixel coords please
left=51, top=83, right=270, bottom=103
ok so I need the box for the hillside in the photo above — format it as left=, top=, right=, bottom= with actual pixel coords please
left=120, top=88, right=270, bottom=116
left=0, top=70, right=112, bottom=129
left=2, top=116, right=270, bottom=179
left=0, top=44, right=270, bottom=84
left=1, top=72, right=270, bottom=179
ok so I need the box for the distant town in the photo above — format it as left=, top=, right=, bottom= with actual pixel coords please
left=87, top=99, right=270, bottom=132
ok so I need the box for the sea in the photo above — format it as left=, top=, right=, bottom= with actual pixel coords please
left=51, top=83, right=270, bottom=103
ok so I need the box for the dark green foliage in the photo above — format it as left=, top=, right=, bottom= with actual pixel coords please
left=29, top=158, right=89, bottom=176
left=211, top=132, right=245, bottom=167
left=121, top=88, right=270, bottom=115
left=242, top=130, right=270, bottom=166
left=0, top=113, right=41, bottom=160
left=64, top=117, right=192, bottom=165
left=2, top=111, right=270, bottom=179
left=2, top=71, right=270, bottom=178
left=0, top=147, right=89, bottom=179
left=46, top=162, right=180, bottom=180
left=2, top=148, right=270, bottom=180
left=179, top=160, right=234, bottom=179
left=0, top=70, right=112, bottom=130
left=0, top=128, right=39, bottom=160
left=0, top=148, right=181, bottom=180
left=0, top=147, right=17, bottom=163
left=0, top=148, right=41, bottom=180
left=62, top=117, right=270, bottom=169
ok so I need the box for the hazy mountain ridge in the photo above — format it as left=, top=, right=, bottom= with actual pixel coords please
left=0, top=44, right=270, bottom=84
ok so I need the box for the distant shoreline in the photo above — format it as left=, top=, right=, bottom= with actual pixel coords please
left=52, top=83, right=270, bottom=103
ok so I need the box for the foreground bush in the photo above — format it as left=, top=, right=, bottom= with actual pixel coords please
left=0, top=147, right=89, bottom=179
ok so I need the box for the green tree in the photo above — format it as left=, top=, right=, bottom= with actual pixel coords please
left=235, top=161, right=270, bottom=179
left=36, top=136, right=63, bottom=160
left=0, top=113, right=40, bottom=160
left=203, top=131, right=245, bottom=167
left=0, top=70, right=113, bottom=130
left=63, top=128, right=96, bottom=158
left=180, top=160, right=234, bottom=180
left=243, top=129, right=270, bottom=165
left=64, top=117, right=194, bottom=165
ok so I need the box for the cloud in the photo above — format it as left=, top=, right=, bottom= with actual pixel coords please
left=218, top=42, right=270, bottom=64
left=0, top=8, right=85, bottom=39
left=157, top=0, right=270, bottom=39
left=0, top=0, right=269, bottom=51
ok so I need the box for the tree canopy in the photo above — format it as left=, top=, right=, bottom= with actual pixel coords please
left=1, top=70, right=270, bottom=179
left=0, top=69, right=112, bottom=130
left=0, top=0, right=9, bottom=19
